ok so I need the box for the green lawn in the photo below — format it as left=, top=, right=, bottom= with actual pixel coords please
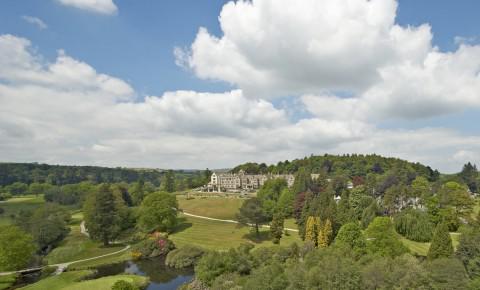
left=0, top=273, right=18, bottom=290
left=284, top=218, right=298, bottom=230
left=170, top=214, right=301, bottom=250
left=68, top=249, right=132, bottom=270
left=19, top=270, right=148, bottom=290
left=45, top=223, right=124, bottom=265
left=178, top=196, right=244, bottom=220
left=400, top=233, right=461, bottom=256
left=0, top=195, right=45, bottom=226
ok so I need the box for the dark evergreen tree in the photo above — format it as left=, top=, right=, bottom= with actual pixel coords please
left=83, top=184, right=123, bottom=245
left=291, top=167, right=310, bottom=194
left=459, top=162, right=478, bottom=193
left=163, top=170, right=176, bottom=193
left=336, top=191, right=354, bottom=225
left=361, top=201, right=378, bottom=229
left=237, top=198, right=269, bottom=236
left=270, top=214, right=284, bottom=244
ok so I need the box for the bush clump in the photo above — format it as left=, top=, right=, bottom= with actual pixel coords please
left=131, top=236, right=175, bottom=259
left=111, top=280, right=139, bottom=290
left=166, top=245, right=205, bottom=268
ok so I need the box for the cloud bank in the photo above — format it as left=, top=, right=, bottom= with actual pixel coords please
left=1, top=31, right=480, bottom=172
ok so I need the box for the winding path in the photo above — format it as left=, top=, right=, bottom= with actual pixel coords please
left=181, top=211, right=299, bottom=232
left=1, top=211, right=297, bottom=277
left=0, top=245, right=130, bottom=277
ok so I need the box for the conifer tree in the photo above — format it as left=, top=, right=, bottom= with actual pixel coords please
left=305, top=216, right=317, bottom=245
left=318, top=219, right=333, bottom=248
left=324, top=219, right=333, bottom=246
left=270, top=214, right=284, bottom=244
left=83, top=184, right=123, bottom=245
left=318, top=223, right=327, bottom=248
left=427, top=222, right=453, bottom=260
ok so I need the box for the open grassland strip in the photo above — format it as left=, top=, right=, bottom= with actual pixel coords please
left=170, top=214, right=301, bottom=250
left=0, top=195, right=45, bottom=226
left=18, top=270, right=148, bottom=290
left=178, top=196, right=245, bottom=220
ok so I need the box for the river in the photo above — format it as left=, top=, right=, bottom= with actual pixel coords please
left=95, top=257, right=194, bottom=290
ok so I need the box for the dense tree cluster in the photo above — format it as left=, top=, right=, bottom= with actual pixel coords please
left=191, top=241, right=474, bottom=290
left=249, top=160, right=476, bottom=247
left=0, top=225, right=36, bottom=271
left=15, top=203, right=71, bottom=251
left=232, top=154, right=440, bottom=181
left=0, top=162, right=208, bottom=189
left=223, top=159, right=480, bottom=289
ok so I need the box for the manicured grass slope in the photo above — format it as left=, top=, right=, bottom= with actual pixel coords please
left=284, top=218, right=298, bottom=230
left=0, top=195, right=45, bottom=226
left=170, top=214, right=301, bottom=250
left=68, top=250, right=132, bottom=270
left=400, top=233, right=461, bottom=256
left=46, top=222, right=124, bottom=265
left=19, top=270, right=147, bottom=290
left=178, top=196, right=244, bottom=220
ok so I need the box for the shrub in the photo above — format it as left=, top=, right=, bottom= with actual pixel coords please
left=132, top=236, right=175, bottom=259
left=0, top=192, right=12, bottom=201
left=394, top=209, right=433, bottom=242
left=111, top=280, right=139, bottom=290
left=165, top=245, right=205, bottom=268
left=365, top=217, right=409, bottom=258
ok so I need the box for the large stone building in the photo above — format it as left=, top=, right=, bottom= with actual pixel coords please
left=204, top=170, right=295, bottom=192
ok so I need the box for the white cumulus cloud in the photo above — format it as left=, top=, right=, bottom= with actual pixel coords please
left=179, top=0, right=480, bottom=122
left=56, top=0, right=118, bottom=15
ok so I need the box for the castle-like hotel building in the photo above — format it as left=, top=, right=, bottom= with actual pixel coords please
left=203, top=170, right=295, bottom=192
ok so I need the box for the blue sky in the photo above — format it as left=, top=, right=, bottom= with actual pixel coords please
left=2, top=0, right=479, bottom=96
left=1, top=0, right=480, bottom=172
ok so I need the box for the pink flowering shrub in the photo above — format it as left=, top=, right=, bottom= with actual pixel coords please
left=132, top=236, right=175, bottom=259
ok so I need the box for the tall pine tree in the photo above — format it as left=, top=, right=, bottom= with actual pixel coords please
left=83, top=184, right=123, bottom=245
left=270, top=214, right=284, bottom=244
left=427, top=222, right=453, bottom=260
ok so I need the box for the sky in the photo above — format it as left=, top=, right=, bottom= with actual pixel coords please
left=0, top=0, right=480, bottom=173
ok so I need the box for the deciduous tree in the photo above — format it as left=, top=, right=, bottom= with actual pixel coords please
left=334, top=222, right=366, bottom=257
left=365, top=217, right=408, bottom=257
left=0, top=225, right=36, bottom=271
left=138, top=191, right=178, bottom=233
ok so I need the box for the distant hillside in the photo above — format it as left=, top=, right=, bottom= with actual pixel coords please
left=232, top=154, right=440, bottom=181
left=0, top=162, right=175, bottom=186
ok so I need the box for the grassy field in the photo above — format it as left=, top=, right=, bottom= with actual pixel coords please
left=170, top=214, right=301, bottom=250
left=400, top=232, right=461, bottom=256
left=178, top=196, right=245, bottom=220
left=68, top=249, right=132, bottom=270
left=0, top=195, right=45, bottom=226
left=45, top=222, right=125, bottom=265
left=284, top=218, right=298, bottom=230
left=0, top=274, right=18, bottom=290
left=19, top=270, right=148, bottom=290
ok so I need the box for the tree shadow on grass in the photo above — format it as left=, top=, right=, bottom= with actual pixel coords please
left=242, top=230, right=272, bottom=244
left=173, top=217, right=193, bottom=233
